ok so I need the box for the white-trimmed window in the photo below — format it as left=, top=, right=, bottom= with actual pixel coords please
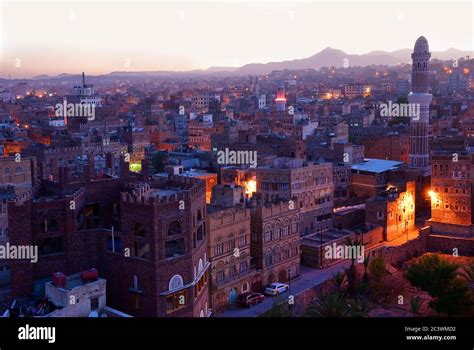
left=169, top=274, right=184, bottom=292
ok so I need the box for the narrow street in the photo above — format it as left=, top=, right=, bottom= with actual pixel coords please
left=216, top=260, right=352, bottom=317
left=216, top=227, right=423, bottom=317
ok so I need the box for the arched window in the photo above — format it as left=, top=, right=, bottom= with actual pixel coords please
left=14, top=166, right=24, bottom=174
left=133, top=275, right=139, bottom=290
left=274, top=245, right=281, bottom=263
left=133, top=223, right=145, bottom=237
left=169, top=274, right=184, bottom=292
left=198, top=258, right=204, bottom=274
left=282, top=220, right=289, bottom=236
left=265, top=249, right=273, bottom=267
left=3, top=167, right=10, bottom=175
left=264, top=225, right=272, bottom=242
left=283, top=242, right=290, bottom=259
left=168, top=221, right=182, bottom=236
left=291, top=240, right=298, bottom=256
left=291, top=217, right=298, bottom=234
left=274, top=222, right=281, bottom=240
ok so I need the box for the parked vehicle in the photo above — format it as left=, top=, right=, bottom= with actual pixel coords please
left=237, top=292, right=265, bottom=307
left=264, top=282, right=289, bottom=296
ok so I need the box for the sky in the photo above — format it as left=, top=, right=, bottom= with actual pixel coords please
left=0, top=0, right=472, bottom=78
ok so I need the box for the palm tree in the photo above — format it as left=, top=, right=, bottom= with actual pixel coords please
left=332, top=271, right=347, bottom=293
left=362, top=255, right=370, bottom=291
left=410, top=296, right=421, bottom=317
left=344, top=237, right=361, bottom=264
left=460, top=262, right=474, bottom=288
left=305, top=292, right=350, bottom=317
left=348, top=297, right=372, bottom=317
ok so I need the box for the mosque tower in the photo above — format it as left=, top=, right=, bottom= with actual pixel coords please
left=408, top=36, right=432, bottom=176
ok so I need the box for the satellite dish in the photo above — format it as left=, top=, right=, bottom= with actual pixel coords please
left=88, top=311, right=99, bottom=318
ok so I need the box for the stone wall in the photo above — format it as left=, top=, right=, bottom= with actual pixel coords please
left=427, top=234, right=474, bottom=256
left=371, top=226, right=431, bottom=266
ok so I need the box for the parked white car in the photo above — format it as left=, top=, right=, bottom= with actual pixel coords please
left=264, top=282, right=289, bottom=296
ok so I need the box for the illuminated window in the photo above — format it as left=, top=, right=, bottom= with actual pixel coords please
left=194, top=272, right=207, bottom=296
left=166, top=290, right=187, bottom=314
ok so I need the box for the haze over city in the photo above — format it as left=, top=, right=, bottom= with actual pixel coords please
left=0, top=0, right=473, bottom=345
left=1, top=1, right=472, bottom=77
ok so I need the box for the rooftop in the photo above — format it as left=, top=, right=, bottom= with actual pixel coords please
left=300, top=228, right=354, bottom=247
left=351, top=158, right=403, bottom=174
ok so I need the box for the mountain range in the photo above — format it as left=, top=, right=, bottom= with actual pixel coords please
left=18, top=46, right=474, bottom=81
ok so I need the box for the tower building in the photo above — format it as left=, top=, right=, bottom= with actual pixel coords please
left=275, top=86, right=287, bottom=112
left=408, top=36, right=432, bottom=176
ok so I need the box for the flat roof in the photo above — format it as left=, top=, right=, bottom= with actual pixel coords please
left=351, top=158, right=403, bottom=174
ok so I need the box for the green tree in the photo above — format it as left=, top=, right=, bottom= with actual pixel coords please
left=368, top=255, right=389, bottom=302
left=460, top=262, right=474, bottom=285
left=344, top=238, right=361, bottom=297
left=406, top=254, right=472, bottom=316
left=362, top=255, right=370, bottom=290
left=348, top=297, right=372, bottom=317
left=305, top=292, right=350, bottom=317
left=405, top=254, right=459, bottom=297
left=410, top=296, right=421, bottom=317
left=331, top=271, right=347, bottom=294
left=431, top=278, right=471, bottom=317
left=264, top=296, right=288, bottom=317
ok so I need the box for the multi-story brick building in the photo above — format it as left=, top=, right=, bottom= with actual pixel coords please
left=220, top=166, right=257, bottom=198
left=365, top=181, right=416, bottom=241
left=351, top=158, right=403, bottom=200
left=0, top=155, right=35, bottom=186
left=250, top=200, right=300, bottom=287
left=256, top=158, right=333, bottom=236
left=207, top=194, right=255, bottom=312
left=122, top=127, right=150, bottom=163
left=359, top=133, right=410, bottom=164
left=430, top=151, right=473, bottom=227
left=8, top=156, right=210, bottom=317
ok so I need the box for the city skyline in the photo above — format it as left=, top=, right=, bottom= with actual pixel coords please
left=1, top=1, right=472, bottom=77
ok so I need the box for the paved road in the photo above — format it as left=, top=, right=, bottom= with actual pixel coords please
left=216, top=228, right=423, bottom=317
left=216, top=260, right=352, bottom=317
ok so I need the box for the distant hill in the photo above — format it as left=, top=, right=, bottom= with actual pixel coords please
left=232, top=47, right=472, bottom=75
left=3, top=46, right=472, bottom=81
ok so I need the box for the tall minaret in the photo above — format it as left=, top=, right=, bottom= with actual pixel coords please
left=408, top=36, right=432, bottom=176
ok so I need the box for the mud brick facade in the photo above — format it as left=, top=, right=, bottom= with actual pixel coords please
left=250, top=200, right=301, bottom=287
left=256, top=159, right=333, bottom=237
left=365, top=182, right=416, bottom=241
left=207, top=206, right=256, bottom=312
left=8, top=156, right=210, bottom=317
